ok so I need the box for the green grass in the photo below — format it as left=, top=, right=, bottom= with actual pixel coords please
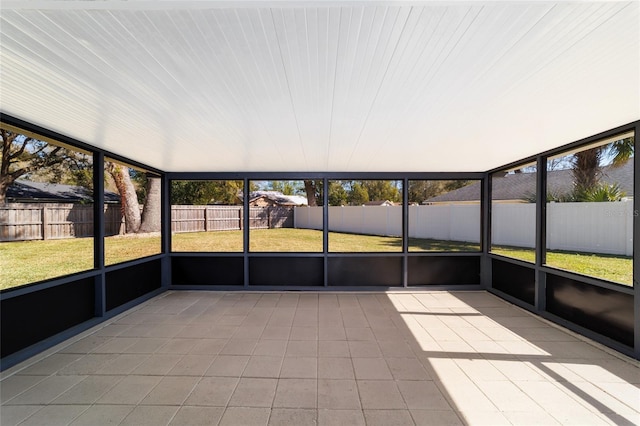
left=491, top=246, right=632, bottom=285
left=0, top=235, right=161, bottom=290
left=0, top=229, right=632, bottom=290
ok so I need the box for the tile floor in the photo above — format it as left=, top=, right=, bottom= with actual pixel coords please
left=1, top=291, right=638, bottom=426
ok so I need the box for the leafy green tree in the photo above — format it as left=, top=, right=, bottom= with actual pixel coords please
left=328, top=181, right=348, bottom=206
left=0, top=128, right=92, bottom=203
left=172, top=180, right=243, bottom=205
left=575, top=183, right=626, bottom=202
left=362, top=180, right=401, bottom=203
left=268, top=180, right=302, bottom=196
left=347, top=182, right=369, bottom=205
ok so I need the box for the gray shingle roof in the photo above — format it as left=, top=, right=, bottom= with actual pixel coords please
left=426, top=161, right=633, bottom=203
left=7, top=180, right=120, bottom=203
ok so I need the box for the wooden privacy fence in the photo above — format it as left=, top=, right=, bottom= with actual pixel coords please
left=171, top=205, right=294, bottom=233
left=0, top=204, right=295, bottom=241
left=0, top=203, right=124, bottom=242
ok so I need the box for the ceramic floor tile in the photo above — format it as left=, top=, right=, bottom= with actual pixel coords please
left=94, top=354, right=149, bottom=375
left=68, top=404, right=133, bottom=426
left=205, top=355, right=249, bottom=377
left=289, top=327, right=318, bottom=341
left=141, top=376, right=199, bottom=405
left=363, top=409, right=415, bottom=426
left=58, top=336, right=111, bottom=354
left=0, top=375, right=47, bottom=402
left=243, top=356, right=284, bottom=378
left=18, top=404, right=88, bottom=426
left=131, top=354, right=183, bottom=376
left=185, top=338, right=227, bottom=355
left=352, top=357, right=392, bottom=380
left=167, top=354, right=214, bottom=376
left=169, top=406, right=225, bottom=425
left=58, top=354, right=119, bottom=375
left=317, top=379, right=360, bottom=409
left=120, top=405, right=179, bottom=426
left=456, top=410, right=511, bottom=426
left=410, top=409, right=463, bottom=426
left=228, top=378, right=277, bottom=408
left=273, top=378, right=317, bottom=408
left=16, top=354, right=82, bottom=376
left=386, top=358, right=431, bottom=381
left=286, top=340, right=318, bottom=357
left=348, top=341, right=382, bottom=358
left=318, top=327, right=347, bottom=341
left=7, top=375, right=85, bottom=405
left=357, top=380, right=406, bottom=410
left=185, top=376, right=239, bottom=406
left=397, top=380, right=451, bottom=410
left=0, top=405, right=43, bottom=426
left=95, top=375, right=161, bottom=405
left=3, top=290, right=638, bottom=426
left=280, top=357, right=317, bottom=379
left=345, top=327, right=375, bottom=341
left=219, top=407, right=271, bottom=426
left=318, top=341, right=350, bottom=358
left=318, top=357, right=355, bottom=379
left=53, top=375, right=123, bottom=404
left=260, top=326, right=291, bottom=340
left=220, top=339, right=258, bottom=356
left=317, top=409, right=365, bottom=426
left=253, top=340, right=288, bottom=357
left=268, top=408, right=317, bottom=426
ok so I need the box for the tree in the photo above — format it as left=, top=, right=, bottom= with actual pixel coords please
left=303, top=180, right=322, bottom=206
left=347, top=182, right=369, bottom=205
left=570, top=135, right=634, bottom=198
left=106, top=162, right=141, bottom=233
left=138, top=176, right=161, bottom=233
left=608, top=136, right=634, bottom=167
left=0, top=128, right=90, bottom=204
left=171, top=180, right=243, bottom=205
left=572, top=146, right=602, bottom=195
left=362, top=180, right=401, bottom=203
left=328, top=181, right=348, bottom=206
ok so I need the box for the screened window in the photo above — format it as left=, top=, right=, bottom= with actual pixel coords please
left=328, top=180, right=402, bottom=252
left=171, top=180, right=244, bottom=252
left=0, top=126, right=94, bottom=289
left=490, top=162, right=537, bottom=263
left=249, top=180, right=323, bottom=252
left=545, top=131, right=634, bottom=286
left=408, top=180, right=481, bottom=252
left=104, top=159, right=161, bottom=265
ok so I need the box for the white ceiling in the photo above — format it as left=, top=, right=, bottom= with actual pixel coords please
left=1, top=1, right=638, bottom=173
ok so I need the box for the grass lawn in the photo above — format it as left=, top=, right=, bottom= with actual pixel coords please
left=0, top=235, right=161, bottom=291
left=1, top=228, right=632, bottom=290
left=491, top=246, right=632, bottom=285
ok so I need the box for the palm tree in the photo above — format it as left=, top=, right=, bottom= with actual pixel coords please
left=572, top=135, right=633, bottom=196
left=609, top=136, right=634, bottom=166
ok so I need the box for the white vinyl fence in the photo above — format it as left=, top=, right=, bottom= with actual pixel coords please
left=294, top=201, right=633, bottom=256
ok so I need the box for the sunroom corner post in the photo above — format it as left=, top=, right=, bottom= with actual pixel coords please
left=93, top=151, right=106, bottom=317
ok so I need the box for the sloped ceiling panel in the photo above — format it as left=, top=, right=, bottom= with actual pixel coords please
left=0, top=1, right=638, bottom=172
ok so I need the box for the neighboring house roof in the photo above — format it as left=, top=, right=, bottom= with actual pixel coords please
left=240, top=191, right=308, bottom=206
left=7, top=179, right=120, bottom=203
left=426, top=160, right=634, bottom=203
left=363, top=200, right=396, bottom=206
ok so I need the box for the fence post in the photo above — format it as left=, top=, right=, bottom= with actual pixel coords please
left=41, top=205, right=48, bottom=240
left=239, top=207, right=243, bottom=230
left=204, top=207, right=209, bottom=232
